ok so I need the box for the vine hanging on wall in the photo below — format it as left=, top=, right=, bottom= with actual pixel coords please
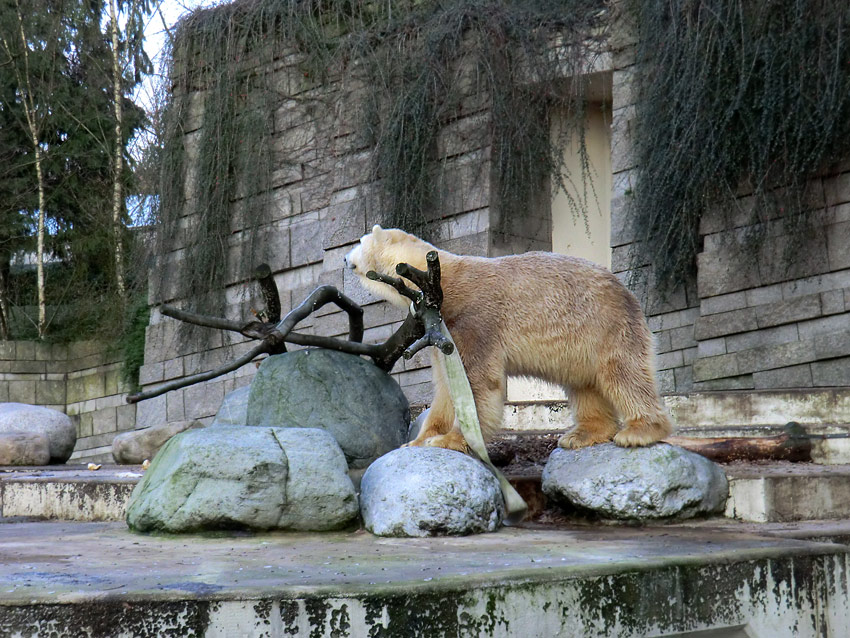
left=628, top=0, right=850, bottom=294
left=153, top=0, right=608, bottom=323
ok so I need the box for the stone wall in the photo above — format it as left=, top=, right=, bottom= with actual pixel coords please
left=608, top=5, right=850, bottom=394
left=138, top=48, right=510, bottom=427
left=0, top=341, right=134, bottom=463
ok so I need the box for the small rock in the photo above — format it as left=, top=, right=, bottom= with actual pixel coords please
left=112, top=420, right=204, bottom=465
left=126, top=425, right=358, bottom=533
left=542, top=443, right=728, bottom=520
left=211, top=386, right=250, bottom=427
left=360, top=447, right=504, bottom=537
left=0, top=431, right=50, bottom=466
left=246, top=350, right=410, bottom=468
left=0, top=403, right=76, bottom=464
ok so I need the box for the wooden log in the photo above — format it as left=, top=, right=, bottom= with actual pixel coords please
left=664, top=426, right=812, bottom=463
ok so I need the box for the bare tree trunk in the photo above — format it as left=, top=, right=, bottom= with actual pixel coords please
left=0, top=258, right=11, bottom=340
left=33, top=144, right=46, bottom=338
left=109, top=0, right=126, bottom=299
left=2, top=0, right=48, bottom=338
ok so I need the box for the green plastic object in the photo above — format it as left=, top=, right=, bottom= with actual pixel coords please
left=438, top=322, right=528, bottom=524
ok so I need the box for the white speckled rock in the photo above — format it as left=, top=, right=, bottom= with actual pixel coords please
left=542, top=443, right=728, bottom=520
left=360, top=447, right=504, bottom=537
left=0, top=403, right=76, bottom=464
left=0, top=431, right=51, bottom=465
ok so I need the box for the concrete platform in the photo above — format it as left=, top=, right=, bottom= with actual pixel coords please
left=0, top=520, right=848, bottom=637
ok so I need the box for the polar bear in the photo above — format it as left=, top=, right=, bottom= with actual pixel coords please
left=345, top=225, right=673, bottom=453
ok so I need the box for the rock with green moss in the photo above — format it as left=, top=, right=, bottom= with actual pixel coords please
left=360, top=447, right=504, bottom=537
left=126, top=425, right=358, bottom=533
left=246, top=350, right=410, bottom=468
left=542, top=443, right=728, bottom=520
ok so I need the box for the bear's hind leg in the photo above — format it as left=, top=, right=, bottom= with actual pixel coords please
left=558, top=387, right=620, bottom=449
left=599, top=362, right=673, bottom=447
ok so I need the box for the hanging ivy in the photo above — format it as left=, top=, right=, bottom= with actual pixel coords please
left=153, top=0, right=608, bottom=319
left=628, top=0, right=850, bottom=293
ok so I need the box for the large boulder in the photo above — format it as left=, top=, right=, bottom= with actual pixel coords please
left=0, top=403, right=76, bottom=463
left=0, top=431, right=51, bottom=466
left=542, top=443, right=728, bottom=520
left=211, top=385, right=250, bottom=427
left=360, top=447, right=504, bottom=537
left=126, top=425, right=358, bottom=533
left=246, top=350, right=410, bottom=468
left=112, top=420, right=204, bottom=465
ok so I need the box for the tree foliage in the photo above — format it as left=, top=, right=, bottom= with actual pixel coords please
left=0, top=0, right=149, bottom=340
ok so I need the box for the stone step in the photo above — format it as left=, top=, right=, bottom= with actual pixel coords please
left=1, top=519, right=848, bottom=637
left=502, top=400, right=850, bottom=464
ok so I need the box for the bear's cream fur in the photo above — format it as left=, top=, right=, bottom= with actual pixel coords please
left=345, top=225, right=673, bottom=452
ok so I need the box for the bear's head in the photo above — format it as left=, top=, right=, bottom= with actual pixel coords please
left=345, top=225, right=437, bottom=308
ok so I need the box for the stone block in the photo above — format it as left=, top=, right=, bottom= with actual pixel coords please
left=290, top=219, right=324, bottom=266
left=758, top=229, right=830, bottom=286
left=752, top=364, right=813, bottom=389
left=823, top=172, right=850, bottom=207
left=692, top=374, right=754, bottom=391
left=827, top=221, right=850, bottom=271
left=10, top=360, right=46, bottom=374
left=117, top=404, right=135, bottom=432
left=755, top=294, right=822, bottom=328
left=656, top=368, right=675, bottom=393
left=700, top=291, right=748, bottom=316
left=725, top=324, right=798, bottom=353
left=35, top=380, right=65, bottom=406
left=693, top=353, right=739, bottom=382
left=656, top=350, right=683, bottom=371
left=697, top=246, right=760, bottom=297
left=667, top=325, right=696, bottom=351
left=8, top=381, right=35, bottom=404
left=136, top=393, right=167, bottom=429
left=813, top=330, right=850, bottom=360
left=167, top=391, right=185, bottom=422
left=92, top=408, right=118, bottom=436
left=15, top=341, right=35, bottom=360
left=694, top=308, right=758, bottom=341
left=184, top=380, right=225, bottom=420
left=821, top=289, right=845, bottom=315
left=697, top=338, right=727, bottom=358
left=736, top=339, right=817, bottom=375
left=322, top=199, right=365, bottom=250
left=798, top=313, right=850, bottom=341
left=78, top=413, right=94, bottom=438
left=746, top=284, right=784, bottom=307
left=674, top=366, right=694, bottom=392
left=646, top=307, right=700, bottom=332
left=812, top=357, right=850, bottom=386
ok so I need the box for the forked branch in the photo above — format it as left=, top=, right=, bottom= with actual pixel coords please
left=127, top=251, right=452, bottom=404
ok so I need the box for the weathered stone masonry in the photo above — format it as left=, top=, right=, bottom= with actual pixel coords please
left=608, top=5, right=850, bottom=395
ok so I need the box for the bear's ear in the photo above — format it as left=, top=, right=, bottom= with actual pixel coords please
left=371, top=224, right=385, bottom=240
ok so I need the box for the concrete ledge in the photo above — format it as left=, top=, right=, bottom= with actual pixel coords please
left=0, top=466, right=140, bottom=521
left=0, top=522, right=847, bottom=637
left=725, top=463, right=850, bottom=523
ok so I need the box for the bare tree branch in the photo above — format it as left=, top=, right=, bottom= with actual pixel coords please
left=128, top=254, right=450, bottom=403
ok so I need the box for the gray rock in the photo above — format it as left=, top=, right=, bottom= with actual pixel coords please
left=126, top=425, right=358, bottom=533
left=542, top=443, right=728, bottom=520
left=111, top=420, right=204, bottom=465
left=360, top=447, right=504, bottom=537
left=0, top=403, right=76, bottom=463
left=0, top=431, right=50, bottom=466
left=247, top=350, right=410, bottom=468
left=211, top=386, right=251, bottom=427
